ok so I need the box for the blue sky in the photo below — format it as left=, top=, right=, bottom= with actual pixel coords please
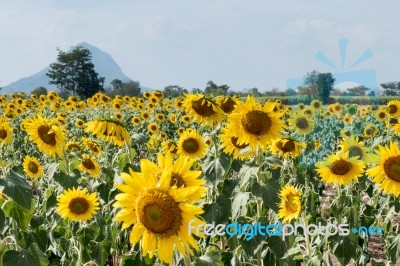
left=0, top=0, right=399, bottom=91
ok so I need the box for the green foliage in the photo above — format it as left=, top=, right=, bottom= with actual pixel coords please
left=106, top=79, right=141, bottom=97
left=304, top=70, right=335, bottom=104
left=31, top=86, right=48, bottom=96
left=47, top=46, right=105, bottom=98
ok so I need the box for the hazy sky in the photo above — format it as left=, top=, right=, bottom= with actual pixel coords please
left=0, top=0, right=399, bottom=91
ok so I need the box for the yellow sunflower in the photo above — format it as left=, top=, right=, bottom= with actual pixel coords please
left=0, top=121, right=13, bottom=145
left=24, top=115, right=66, bottom=157
left=66, top=141, right=81, bottom=152
left=162, top=141, right=178, bottom=155
left=147, top=123, right=160, bottom=134
left=387, top=100, right=400, bottom=117
left=217, top=96, right=239, bottom=114
left=23, top=155, right=44, bottom=179
left=219, top=129, right=253, bottom=160
left=141, top=111, right=150, bottom=121
left=366, top=142, right=400, bottom=197
left=338, top=136, right=373, bottom=163
left=315, top=152, right=366, bottom=186
left=56, top=187, right=99, bottom=222
left=75, top=119, right=85, bottom=128
left=225, top=96, right=284, bottom=152
left=375, top=108, right=388, bottom=123
left=169, top=114, right=177, bottom=124
left=155, top=113, right=166, bottom=122
left=269, top=137, right=305, bottom=159
left=277, top=185, right=302, bottom=223
left=131, top=116, right=141, bottom=126
left=177, top=129, right=207, bottom=159
left=288, top=113, right=314, bottom=135
left=363, top=124, right=378, bottom=138
left=182, top=94, right=223, bottom=125
left=310, top=100, right=323, bottom=111
left=85, top=119, right=130, bottom=146
left=82, top=137, right=102, bottom=156
left=113, top=154, right=206, bottom=265
left=78, top=154, right=101, bottom=178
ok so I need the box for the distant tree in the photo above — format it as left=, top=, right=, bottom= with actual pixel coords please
left=245, top=88, right=261, bottom=96
left=47, top=47, right=105, bottom=99
left=381, top=82, right=400, bottom=96
left=204, top=81, right=229, bottom=96
left=31, top=86, right=48, bottom=96
left=304, top=70, right=335, bottom=104
left=346, top=85, right=370, bottom=96
left=191, top=88, right=203, bottom=94
left=111, top=79, right=124, bottom=91
left=163, top=85, right=186, bottom=98
left=368, top=90, right=376, bottom=96
left=286, top=88, right=297, bottom=96
left=106, top=80, right=141, bottom=97
left=330, top=88, right=343, bottom=96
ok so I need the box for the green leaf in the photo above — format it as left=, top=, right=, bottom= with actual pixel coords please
left=231, top=192, right=250, bottom=219
left=2, top=200, right=32, bottom=230
left=53, top=169, right=79, bottom=189
left=385, top=233, right=400, bottom=264
left=193, top=247, right=223, bottom=266
left=202, top=151, right=231, bottom=184
left=28, top=243, right=49, bottom=266
left=251, top=179, right=280, bottom=212
left=267, top=235, right=296, bottom=260
left=0, top=208, right=5, bottom=229
left=328, top=233, right=358, bottom=265
left=0, top=171, right=32, bottom=209
left=118, top=153, right=130, bottom=170
left=202, top=195, right=231, bottom=224
left=2, top=249, right=40, bottom=266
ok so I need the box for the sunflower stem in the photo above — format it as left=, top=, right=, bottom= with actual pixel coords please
left=62, top=148, right=71, bottom=175
left=255, top=145, right=263, bottom=266
left=183, top=248, right=191, bottom=266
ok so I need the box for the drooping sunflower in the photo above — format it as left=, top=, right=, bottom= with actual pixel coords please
left=225, top=96, right=284, bottom=152
left=66, top=141, right=81, bottom=152
left=182, top=94, right=223, bottom=125
left=387, top=100, right=400, bottom=117
left=338, top=136, right=373, bottom=163
left=56, top=187, right=99, bottom=222
left=85, top=119, right=130, bottom=146
left=24, top=115, right=66, bottom=157
left=269, top=137, right=305, bottom=159
left=113, top=154, right=206, bottom=265
left=315, top=152, right=366, bottom=186
left=82, top=137, right=102, bottom=156
left=78, top=154, right=101, bottom=178
left=219, top=129, right=253, bottom=160
left=23, top=155, right=43, bottom=179
left=366, top=142, right=400, bottom=197
left=288, top=113, right=314, bottom=135
left=0, top=121, right=13, bottom=145
left=177, top=129, right=207, bottom=159
left=156, top=152, right=207, bottom=200
left=162, top=141, right=178, bottom=155
left=217, top=96, right=239, bottom=114
left=277, top=185, right=302, bottom=223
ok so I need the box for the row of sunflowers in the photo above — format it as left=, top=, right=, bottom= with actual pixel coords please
left=0, top=91, right=400, bottom=265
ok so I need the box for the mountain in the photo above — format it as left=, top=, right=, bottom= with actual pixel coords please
left=2, top=42, right=133, bottom=94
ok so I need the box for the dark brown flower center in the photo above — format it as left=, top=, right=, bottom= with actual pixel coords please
left=0, top=129, right=7, bottom=139
left=220, top=98, right=236, bottom=114
left=295, top=117, right=309, bottom=130
left=170, top=173, right=186, bottom=188
left=37, top=125, right=56, bottom=145
left=383, top=156, right=400, bottom=182
left=277, top=139, right=296, bottom=153
left=137, top=189, right=182, bottom=237
left=331, top=159, right=352, bottom=175
left=68, top=197, right=90, bottom=214
left=231, top=136, right=248, bottom=149
left=182, top=138, right=200, bottom=153
left=241, top=110, right=272, bottom=135
left=389, top=105, right=398, bottom=115
left=82, top=159, right=95, bottom=170
left=28, top=161, right=39, bottom=173
left=191, top=98, right=216, bottom=117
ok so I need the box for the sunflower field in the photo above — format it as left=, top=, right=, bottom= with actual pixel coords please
left=1, top=91, right=400, bottom=266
